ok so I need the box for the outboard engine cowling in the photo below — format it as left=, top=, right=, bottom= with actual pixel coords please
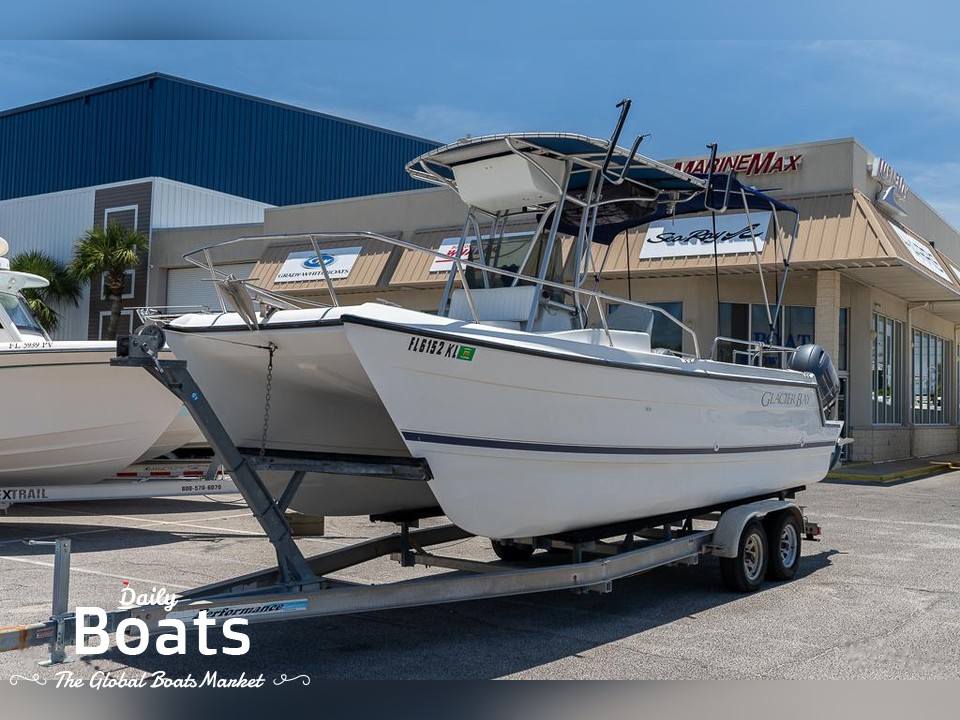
left=790, top=344, right=840, bottom=412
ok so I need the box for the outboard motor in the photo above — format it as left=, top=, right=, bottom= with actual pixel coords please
left=790, top=344, right=840, bottom=413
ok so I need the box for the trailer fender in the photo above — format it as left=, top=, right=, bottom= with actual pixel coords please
left=709, top=500, right=803, bottom=559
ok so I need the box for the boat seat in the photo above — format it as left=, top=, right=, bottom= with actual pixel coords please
left=607, top=304, right=655, bottom=334
left=449, top=285, right=540, bottom=324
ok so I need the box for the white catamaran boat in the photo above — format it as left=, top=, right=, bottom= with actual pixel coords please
left=161, top=101, right=843, bottom=535
left=0, top=238, right=184, bottom=486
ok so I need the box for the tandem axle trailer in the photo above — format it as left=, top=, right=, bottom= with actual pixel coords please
left=0, top=326, right=821, bottom=664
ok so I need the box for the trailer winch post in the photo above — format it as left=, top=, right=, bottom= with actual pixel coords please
left=113, top=327, right=320, bottom=591
left=26, top=538, right=75, bottom=666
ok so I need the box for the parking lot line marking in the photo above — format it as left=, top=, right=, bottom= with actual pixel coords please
left=0, top=554, right=193, bottom=589
left=815, top=512, right=960, bottom=531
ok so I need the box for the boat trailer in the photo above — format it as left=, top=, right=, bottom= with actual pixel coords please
left=0, top=326, right=821, bottom=664
left=0, top=460, right=236, bottom=515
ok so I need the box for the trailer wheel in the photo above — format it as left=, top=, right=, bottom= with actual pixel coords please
left=491, top=539, right=535, bottom=561
left=765, top=511, right=802, bottom=581
left=720, top=519, right=768, bottom=592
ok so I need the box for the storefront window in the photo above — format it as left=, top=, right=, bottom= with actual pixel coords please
left=750, top=305, right=815, bottom=347
left=716, top=302, right=815, bottom=365
left=913, top=329, right=947, bottom=424
left=873, top=313, right=902, bottom=424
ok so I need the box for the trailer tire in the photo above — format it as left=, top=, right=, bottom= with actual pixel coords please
left=765, top=510, right=802, bottom=581
left=491, top=539, right=535, bottom=561
left=720, top=519, right=768, bottom=592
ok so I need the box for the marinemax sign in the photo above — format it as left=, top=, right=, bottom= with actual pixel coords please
left=871, top=157, right=909, bottom=200
left=673, top=151, right=802, bottom=176
left=275, top=247, right=362, bottom=283
left=640, top=212, right=772, bottom=260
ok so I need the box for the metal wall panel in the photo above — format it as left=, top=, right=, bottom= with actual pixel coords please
left=0, top=187, right=96, bottom=340
left=151, top=178, right=271, bottom=229
left=0, top=82, right=153, bottom=200
left=0, top=74, right=439, bottom=206
left=149, top=77, right=438, bottom=206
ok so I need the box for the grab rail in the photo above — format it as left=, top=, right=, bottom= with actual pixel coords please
left=181, top=230, right=701, bottom=358
left=709, top=336, right=798, bottom=367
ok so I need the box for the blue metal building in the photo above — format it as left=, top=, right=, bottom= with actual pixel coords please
left=0, top=73, right=441, bottom=339
left=0, top=72, right=439, bottom=205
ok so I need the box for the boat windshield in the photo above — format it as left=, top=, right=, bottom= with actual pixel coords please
left=464, top=231, right=564, bottom=290
left=0, top=293, right=49, bottom=337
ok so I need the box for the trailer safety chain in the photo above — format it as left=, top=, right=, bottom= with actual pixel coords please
left=260, top=343, right=277, bottom=458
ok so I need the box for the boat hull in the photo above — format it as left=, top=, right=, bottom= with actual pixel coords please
left=0, top=345, right=184, bottom=486
left=163, top=309, right=438, bottom=516
left=136, top=406, right=207, bottom=462
left=342, top=309, right=842, bottom=538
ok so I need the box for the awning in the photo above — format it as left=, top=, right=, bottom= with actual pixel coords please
left=595, top=190, right=960, bottom=307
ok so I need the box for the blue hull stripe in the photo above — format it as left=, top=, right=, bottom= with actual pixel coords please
left=402, top=431, right=835, bottom=456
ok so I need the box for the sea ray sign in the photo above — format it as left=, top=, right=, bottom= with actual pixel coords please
left=275, top=247, right=362, bottom=283
left=639, top=212, right=771, bottom=260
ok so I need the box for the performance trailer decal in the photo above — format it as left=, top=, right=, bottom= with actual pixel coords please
left=407, top=335, right=476, bottom=361
left=168, top=598, right=309, bottom=622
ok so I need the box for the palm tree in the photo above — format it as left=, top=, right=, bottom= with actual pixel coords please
left=70, top=221, right=149, bottom=340
left=9, top=250, right=82, bottom=333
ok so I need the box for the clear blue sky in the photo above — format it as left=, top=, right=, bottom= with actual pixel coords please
left=2, top=2, right=959, bottom=225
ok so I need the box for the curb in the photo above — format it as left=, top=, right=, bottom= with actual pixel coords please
left=825, top=463, right=950, bottom=485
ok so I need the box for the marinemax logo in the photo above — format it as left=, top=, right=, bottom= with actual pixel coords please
left=761, top=391, right=812, bottom=408
left=673, top=151, right=803, bottom=176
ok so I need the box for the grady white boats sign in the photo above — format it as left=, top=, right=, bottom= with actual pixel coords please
left=640, top=212, right=771, bottom=260
left=275, top=246, right=362, bottom=283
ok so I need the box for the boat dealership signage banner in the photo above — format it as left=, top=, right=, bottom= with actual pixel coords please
left=639, top=212, right=771, bottom=260
left=889, top=224, right=951, bottom=283
left=430, top=238, right=474, bottom=273
left=275, top=247, right=362, bottom=283
left=429, top=232, right=533, bottom=273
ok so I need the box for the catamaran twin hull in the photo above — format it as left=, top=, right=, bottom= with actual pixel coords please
left=162, top=308, right=439, bottom=516
left=337, top=305, right=842, bottom=539
left=0, top=345, right=184, bottom=486
left=166, top=303, right=840, bottom=534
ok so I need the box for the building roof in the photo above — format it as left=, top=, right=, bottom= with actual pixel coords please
left=0, top=73, right=441, bottom=206
left=596, top=190, right=960, bottom=320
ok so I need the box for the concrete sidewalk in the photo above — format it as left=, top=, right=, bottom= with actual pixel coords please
left=826, top=452, right=960, bottom=484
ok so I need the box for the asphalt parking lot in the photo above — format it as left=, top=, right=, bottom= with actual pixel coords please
left=1, top=472, right=959, bottom=680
